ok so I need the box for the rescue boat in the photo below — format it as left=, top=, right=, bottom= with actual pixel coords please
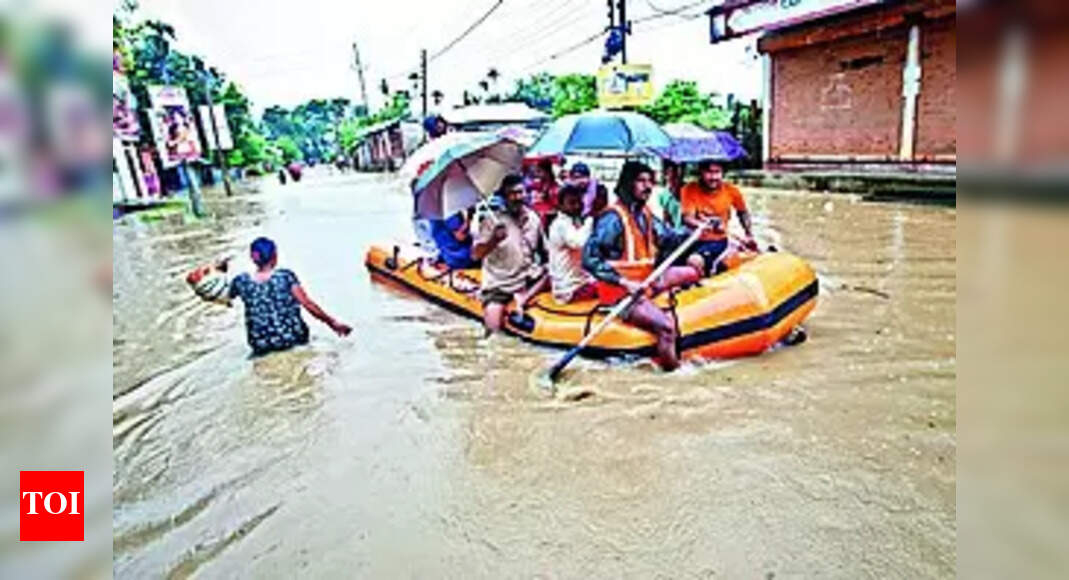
left=365, top=243, right=818, bottom=361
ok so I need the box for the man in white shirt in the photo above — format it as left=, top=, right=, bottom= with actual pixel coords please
left=471, top=174, right=548, bottom=333
left=547, top=185, right=598, bottom=304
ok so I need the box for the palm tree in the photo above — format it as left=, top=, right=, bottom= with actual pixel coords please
left=487, top=68, right=501, bottom=103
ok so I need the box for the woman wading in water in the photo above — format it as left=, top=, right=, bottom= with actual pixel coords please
left=224, top=237, right=352, bottom=356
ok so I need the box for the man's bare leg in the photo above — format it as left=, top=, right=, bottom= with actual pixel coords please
left=624, top=297, right=680, bottom=371
left=513, top=274, right=550, bottom=316
left=483, top=302, right=506, bottom=334
left=653, top=265, right=702, bottom=294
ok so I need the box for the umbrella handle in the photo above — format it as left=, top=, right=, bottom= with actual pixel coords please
left=474, top=198, right=501, bottom=225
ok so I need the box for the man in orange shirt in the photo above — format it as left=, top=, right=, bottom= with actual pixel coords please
left=679, top=161, right=757, bottom=275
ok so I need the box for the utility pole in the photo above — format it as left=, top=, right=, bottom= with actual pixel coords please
left=351, top=42, right=369, bottom=114
left=181, top=161, right=205, bottom=217
left=617, top=0, right=628, bottom=64
left=420, top=49, right=428, bottom=118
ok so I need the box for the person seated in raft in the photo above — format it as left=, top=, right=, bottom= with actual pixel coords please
left=226, top=237, right=352, bottom=356
left=527, top=158, right=560, bottom=230
left=656, top=159, right=684, bottom=229
left=547, top=184, right=598, bottom=304
left=565, top=162, right=608, bottom=218
left=430, top=208, right=478, bottom=269
left=582, top=161, right=705, bottom=371
left=679, top=160, right=757, bottom=276
left=471, top=174, right=550, bottom=334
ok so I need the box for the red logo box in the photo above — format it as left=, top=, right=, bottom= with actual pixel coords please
left=20, top=471, right=84, bottom=541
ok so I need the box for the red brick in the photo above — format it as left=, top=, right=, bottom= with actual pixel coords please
left=916, top=17, right=956, bottom=159
left=770, top=28, right=907, bottom=159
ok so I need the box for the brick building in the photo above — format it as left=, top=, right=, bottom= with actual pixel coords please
left=708, top=0, right=955, bottom=172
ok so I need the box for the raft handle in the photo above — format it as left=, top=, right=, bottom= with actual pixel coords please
left=384, top=245, right=400, bottom=270
left=507, top=312, right=536, bottom=334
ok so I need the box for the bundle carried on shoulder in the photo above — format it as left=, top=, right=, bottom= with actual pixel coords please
left=186, top=259, right=231, bottom=305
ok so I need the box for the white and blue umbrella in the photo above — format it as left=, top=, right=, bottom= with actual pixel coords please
left=412, top=132, right=526, bottom=220
left=526, top=110, right=672, bottom=157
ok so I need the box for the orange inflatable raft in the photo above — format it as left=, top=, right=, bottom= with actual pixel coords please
left=365, top=243, right=817, bottom=360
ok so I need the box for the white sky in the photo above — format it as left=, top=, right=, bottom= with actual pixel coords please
left=132, top=0, right=763, bottom=115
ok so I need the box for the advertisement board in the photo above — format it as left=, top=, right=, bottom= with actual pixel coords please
left=147, top=85, right=202, bottom=167
left=199, top=104, right=234, bottom=150
left=597, top=64, right=654, bottom=109
left=112, top=72, right=140, bottom=142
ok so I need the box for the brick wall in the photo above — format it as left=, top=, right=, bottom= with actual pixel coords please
left=770, top=27, right=907, bottom=160
left=915, top=16, right=956, bottom=159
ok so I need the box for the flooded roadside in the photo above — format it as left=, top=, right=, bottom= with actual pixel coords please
left=113, top=171, right=954, bottom=578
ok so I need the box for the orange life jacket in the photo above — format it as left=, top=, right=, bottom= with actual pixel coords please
left=596, top=202, right=657, bottom=305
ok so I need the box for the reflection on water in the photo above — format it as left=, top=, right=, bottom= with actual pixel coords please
left=113, top=171, right=955, bottom=578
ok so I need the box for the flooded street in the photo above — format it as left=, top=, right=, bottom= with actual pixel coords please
left=113, top=170, right=955, bottom=578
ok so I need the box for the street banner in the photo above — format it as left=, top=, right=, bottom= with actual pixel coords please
left=147, top=85, right=202, bottom=168
left=597, top=64, right=654, bottom=109
left=199, top=104, right=234, bottom=150
left=112, top=71, right=140, bottom=142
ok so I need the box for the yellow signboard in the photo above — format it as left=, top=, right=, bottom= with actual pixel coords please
left=597, top=64, right=654, bottom=109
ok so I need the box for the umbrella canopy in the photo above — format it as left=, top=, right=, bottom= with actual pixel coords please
left=526, top=110, right=671, bottom=157
left=653, top=122, right=748, bottom=163
left=399, top=131, right=481, bottom=187
left=413, top=132, right=525, bottom=220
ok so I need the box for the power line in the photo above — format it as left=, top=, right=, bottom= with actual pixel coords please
left=635, top=0, right=713, bottom=23
left=509, top=1, right=712, bottom=76
left=516, top=26, right=608, bottom=74
left=438, top=0, right=598, bottom=99
left=487, top=0, right=600, bottom=72
left=428, top=0, right=507, bottom=62
left=472, top=0, right=579, bottom=60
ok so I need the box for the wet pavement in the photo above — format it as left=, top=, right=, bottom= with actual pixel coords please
left=113, top=169, right=955, bottom=578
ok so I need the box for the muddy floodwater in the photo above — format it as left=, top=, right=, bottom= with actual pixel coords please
left=113, top=171, right=955, bottom=578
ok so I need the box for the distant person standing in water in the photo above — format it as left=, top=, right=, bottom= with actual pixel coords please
left=226, top=237, right=351, bottom=355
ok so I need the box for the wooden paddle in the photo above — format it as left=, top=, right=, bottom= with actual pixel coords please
left=542, top=221, right=710, bottom=385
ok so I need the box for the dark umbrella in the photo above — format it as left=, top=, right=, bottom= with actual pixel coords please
left=652, top=122, right=748, bottom=163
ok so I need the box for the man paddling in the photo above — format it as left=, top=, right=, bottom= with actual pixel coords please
left=582, top=161, right=704, bottom=370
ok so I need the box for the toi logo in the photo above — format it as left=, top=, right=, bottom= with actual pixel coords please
left=19, top=471, right=84, bottom=541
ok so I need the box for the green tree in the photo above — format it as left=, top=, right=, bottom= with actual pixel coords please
left=509, top=72, right=555, bottom=112
left=275, top=135, right=303, bottom=163
left=337, top=118, right=362, bottom=155
left=679, top=107, right=732, bottom=131
left=551, top=73, right=598, bottom=118
left=639, top=80, right=706, bottom=124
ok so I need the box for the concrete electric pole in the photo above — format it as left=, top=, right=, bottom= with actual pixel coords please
left=351, top=42, right=370, bottom=115
left=420, top=49, right=428, bottom=118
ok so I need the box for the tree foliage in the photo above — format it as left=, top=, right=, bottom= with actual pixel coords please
left=639, top=80, right=706, bottom=125
left=508, top=72, right=598, bottom=117
left=551, top=74, right=598, bottom=118
left=274, top=135, right=303, bottom=163
left=509, top=73, right=555, bottom=112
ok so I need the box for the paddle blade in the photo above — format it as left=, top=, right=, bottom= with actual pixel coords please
left=547, top=346, right=582, bottom=383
